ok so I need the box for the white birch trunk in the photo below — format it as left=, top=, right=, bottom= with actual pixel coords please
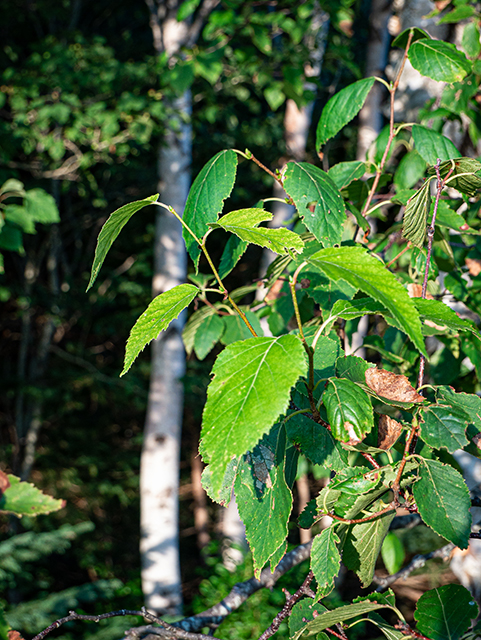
left=141, top=7, right=191, bottom=615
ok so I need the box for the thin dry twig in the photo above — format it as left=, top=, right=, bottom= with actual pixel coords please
left=373, top=542, right=455, bottom=591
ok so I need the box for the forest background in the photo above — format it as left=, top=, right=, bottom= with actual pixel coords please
left=1, top=0, right=481, bottom=639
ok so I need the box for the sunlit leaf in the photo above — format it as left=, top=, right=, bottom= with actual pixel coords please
left=200, top=335, right=307, bottom=499
left=323, top=378, right=374, bottom=444
left=122, top=283, right=199, bottom=375
left=210, top=208, right=304, bottom=254
left=284, top=162, right=346, bottom=247
left=311, top=527, right=341, bottom=599
left=0, top=475, right=64, bottom=517
left=183, top=150, right=238, bottom=269
left=409, top=39, right=471, bottom=83
left=316, top=77, right=375, bottom=148
left=307, top=246, right=427, bottom=356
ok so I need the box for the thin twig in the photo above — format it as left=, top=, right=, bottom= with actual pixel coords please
left=361, top=31, right=414, bottom=219
left=257, top=571, right=314, bottom=640
left=125, top=542, right=313, bottom=638
left=410, top=159, right=452, bottom=454
left=325, top=503, right=395, bottom=525
left=374, top=542, right=455, bottom=591
left=249, top=153, right=284, bottom=186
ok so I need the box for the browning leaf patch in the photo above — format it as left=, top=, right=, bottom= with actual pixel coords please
left=377, top=415, right=403, bottom=450
left=365, top=368, right=424, bottom=403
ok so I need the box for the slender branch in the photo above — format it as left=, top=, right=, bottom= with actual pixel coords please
left=410, top=159, right=453, bottom=454
left=32, top=609, right=212, bottom=640
left=393, top=419, right=418, bottom=502
left=125, top=542, right=313, bottom=638
left=385, top=241, right=411, bottom=268
left=249, top=153, right=284, bottom=187
left=324, top=503, right=395, bottom=525
left=257, top=571, right=314, bottom=640
left=361, top=31, right=414, bottom=219
left=374, top=542, right=454, bottom=591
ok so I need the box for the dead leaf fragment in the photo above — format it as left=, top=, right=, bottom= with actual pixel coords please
left=377, top=414, right=403, bottom=450
left=345, top=422, right=362, bottom=445
left=365, top=368, right=424, bottom=403
left=0, top=470, right=10, bottom=493
left=8, top=631, right=26, bottom=640
left=466, top=258, right=481, bottom=277
left=472, top=432, right=481, bottom=450
left=407, top=283, right=433, bottom=299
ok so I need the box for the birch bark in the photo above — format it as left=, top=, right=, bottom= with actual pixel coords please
left=141, top=0, right=217, bottom=614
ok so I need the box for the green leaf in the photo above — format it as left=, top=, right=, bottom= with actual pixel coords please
left=0, top=475, right=64, bottom=517
left=182, top=306, right=216, bottom=356
left=412, top=458, right=471, bottom=549
left=286, top=413, right=347, bottom=471
left=183, top=150, right=238, bottom=269
left=368, top=613, right=405, bottom=640
left=323, top=378, right=374, bottom=444
left=414, top=585, right=478, bottom=640
left=0, top=605, right=11, bottom=640
left=435, top=201, right=481, bottom=235
left=307, top=246, right=427, bottom=356
left=210, top=208, right=304, bottom=254
left=0, top=224, right=23, bottom=253
left=438, top=4, right=475, bottom=25
left=176, top=0, right=201, bottom=21
left=194, top=313, right=225, bottom=360
left=437, top=386, right=481, bottom=433
left=381, top=531, right=405, bottom=575
left=201, top=458, right=237, bottom=507
left=392, top=27, right=430, bottom=49
left=0, top=178, right=25, bottom=195
left=220, top=312, right=263, bottom=345
left=235, top=425, right=292, bottom=577
left=394, top=150, right=427, bottom=190
left=311, top=527, right=341, bottom=599
left=414, top=298, right=481, bottom=339
left=419, top=404, right=470, bottom=453
left=218, top=234, right=248, bottom=279
left=342, top=499, right=395, bottom=587
left=328, top=161, right=365, bottom=189
left=4, top=205, right=36, bottom=234
left=296, top=334, right=341, bottom=401
left=336, top=355, right=371, bottom=384
left=264, top=83, right=285, bottom=110
left=462, top=22, right=481, bottom=59
left=316, top=77, right=375, bottom=149
left=412, top=124, right=460, bottom=165
left=200, top=335, right=307, bottom=499
left=402, top=179, right=433, bottom=248
left=284, top=163, right=346, bottom=247
left=289, top=600, right=328, bottom=639
left=331, top=297, right=386, bottom=323
left=291, top=600, right=401, bottom=639
left=329, top=467, right=378, bottom=495
left=24, top=188, right=60, bottom=224
left=409, top=39, right=471, bottom=83
left=87, top=194, right=159, bottom=290
left=122, top=283, right=199, bottom=375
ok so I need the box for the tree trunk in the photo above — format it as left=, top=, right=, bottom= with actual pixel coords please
left=142, top=0, right=218, bottom=614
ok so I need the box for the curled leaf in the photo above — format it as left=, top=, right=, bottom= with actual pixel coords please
left=402, top=179, right=432, bottom=248
left=377, top=415, right=403, bottom=450
left=365, top=368, right=424, bottom=404
left=428, top=157, right=481, bottom=195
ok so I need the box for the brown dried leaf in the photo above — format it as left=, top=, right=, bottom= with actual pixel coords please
left=0, top=470, right=10, bottom=493
left=377, top=414, right=403, bottom=450
left=365, top=367, right=424, bottom=403
left=407, top=283, right=434, bottom=299
left=8, top=631, right=26, bottom=640
left=466, top=258, right=481, bottom=277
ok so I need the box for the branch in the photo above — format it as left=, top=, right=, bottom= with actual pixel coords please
left=185, top=0, right=221, bottom=48
left=125, top=541, right=313, bottom=639
left=257, top=571, right=314, bottom=640
left=373, top=542, right=454, bottom=591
